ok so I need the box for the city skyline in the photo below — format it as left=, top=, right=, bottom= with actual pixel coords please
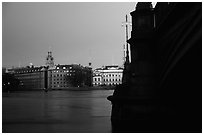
left=2, top=2, right=136, bottom=69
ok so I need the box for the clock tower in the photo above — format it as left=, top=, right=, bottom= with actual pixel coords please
left=46, top=51, right=54, bottom=67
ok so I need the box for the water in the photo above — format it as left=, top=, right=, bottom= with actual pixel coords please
left=2, top=89, right=114, bottom=133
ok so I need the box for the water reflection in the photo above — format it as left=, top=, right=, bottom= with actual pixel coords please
left=2, top=90, right=113, bottom=133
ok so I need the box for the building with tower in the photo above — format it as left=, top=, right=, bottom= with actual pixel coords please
left=7, top=50, right=93, bottom=90
left=46, top=51, right=54, bottom=67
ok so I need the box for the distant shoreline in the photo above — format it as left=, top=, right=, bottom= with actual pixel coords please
left=3, top=86, right=116, bottom=92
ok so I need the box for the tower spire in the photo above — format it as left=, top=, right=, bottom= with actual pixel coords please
left=122, top=14, right=131, bottom=65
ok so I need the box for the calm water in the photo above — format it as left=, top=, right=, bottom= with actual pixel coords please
left=2, top=89, right=114, bottom=133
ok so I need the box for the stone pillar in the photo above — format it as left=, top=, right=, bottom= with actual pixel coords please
left=127, top=2, right=156, bottom=98
left=107, top=2, right=157, bottom=132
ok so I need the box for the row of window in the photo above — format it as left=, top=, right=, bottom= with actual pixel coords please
left=56, top=66, right=72, bottom=70
left=52, top=78, right=66, bottom=81
left=15, top=69, right=42, bottom=73
left=50, top=74, right=72, bottom=77
left=93, top=82, right=121, bottom=85
left=52, top=70, right=74, bottom=73
left=94, top=78, right=121, bottom=82
left=94, top=74, right=122, bottom=77
left=51, top=85, right=69, bottom=88
left=101, top=74, right=122, bottom=77
left=51, top=82, right=67, bottom=84
left=15, top=73, right=43, bottom=77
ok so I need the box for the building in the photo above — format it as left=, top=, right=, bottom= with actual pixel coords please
left=48, top=64, right=92, bottom=89
left=10, top=64, right=92, bottom=90
left=93, top=65, right=123, bottom=86
left=6, top=51, right=92, bottom=90
left=13, top=66, right=47, bottom=90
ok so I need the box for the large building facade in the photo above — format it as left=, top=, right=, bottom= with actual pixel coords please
left=13, top=66, right=47, bottom=89
left=10, top=64, right=92, bottom=90
left=93, top=65, right=123, bottom=86
left=7, top=51, right=92, bottom=90
left=48, top=64, right=92, bottom=89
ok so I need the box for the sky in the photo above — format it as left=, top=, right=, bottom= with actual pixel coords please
left=2, top=2, right=136, bottom=69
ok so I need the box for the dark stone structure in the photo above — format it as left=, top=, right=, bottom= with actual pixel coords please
left=108, top=2, right=201, bottom=133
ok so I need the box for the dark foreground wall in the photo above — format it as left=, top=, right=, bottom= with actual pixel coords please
left=155, top=2, right=202, bottom=132
left=108, top=2, right=202, bottom=133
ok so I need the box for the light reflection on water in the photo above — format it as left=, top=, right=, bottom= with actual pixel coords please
left=2, top=89, right=114, bottom=133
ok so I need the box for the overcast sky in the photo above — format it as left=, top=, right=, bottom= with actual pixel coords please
left=2, top=2, right=136, bottom=69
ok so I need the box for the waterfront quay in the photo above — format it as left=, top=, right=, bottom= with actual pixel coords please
left=2, top=89, right=113, bottom=133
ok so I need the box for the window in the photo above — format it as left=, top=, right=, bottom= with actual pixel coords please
left=95, top=78, right=97, bottom=81
left=98, top=78, right=100, bottom=81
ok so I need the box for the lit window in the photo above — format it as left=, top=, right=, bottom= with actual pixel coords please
left=57, top=67, right=59, bottom=69
left=63, top=67, right=66, bottom=69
